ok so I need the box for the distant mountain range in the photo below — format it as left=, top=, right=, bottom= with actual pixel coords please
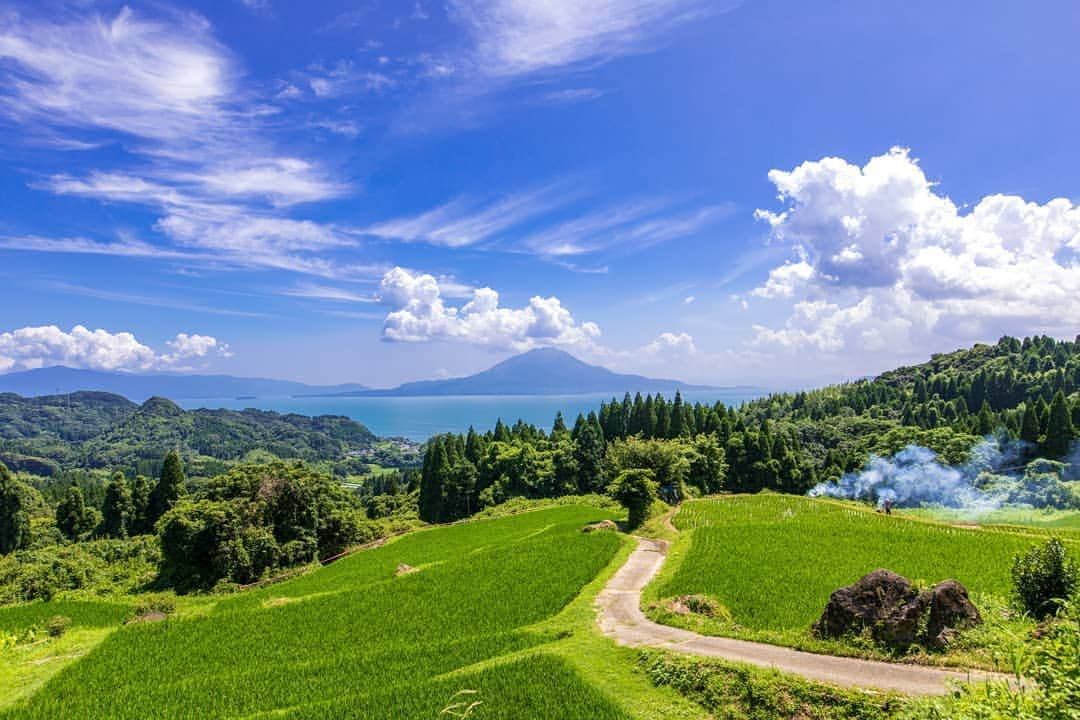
left=0, top=349, right=760, bottom=401
left=0, top=366, right=367, bottom=402
left=315, top=348, right=756, bottom=397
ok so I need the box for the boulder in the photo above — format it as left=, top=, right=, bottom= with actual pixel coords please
left=925, top=579, right=982, bottom=648
left=812, top=569, right=929, bottom=649
left=582, top=520, right=618, bottom=533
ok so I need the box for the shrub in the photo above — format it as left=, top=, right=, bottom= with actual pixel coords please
left=45, top=615, right=71, bottom=637
left=607, top=469, right=657, bottom=528
left=1012, top=538, right=1079, bottom=620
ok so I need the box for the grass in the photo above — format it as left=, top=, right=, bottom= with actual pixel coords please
left=898, top=506, right=1080, bottom=533
left=2, top=504, right=692, bottom=720
left=646, top=495, right=1080, bottom=667
left=638, top=650, right=906, bottom=720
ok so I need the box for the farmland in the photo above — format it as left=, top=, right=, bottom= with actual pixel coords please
left=0, top=505, right=653, bottom=720
left=646, top=495, right=1080, bottom=664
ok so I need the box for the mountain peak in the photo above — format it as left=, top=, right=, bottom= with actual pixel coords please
left=346, top=347, right=722, bottom=397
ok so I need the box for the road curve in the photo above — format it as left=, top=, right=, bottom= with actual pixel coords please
left=595, top=536, right=1009, bottom=696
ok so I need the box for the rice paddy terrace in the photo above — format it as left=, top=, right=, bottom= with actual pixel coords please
left=646, top=495, right=1080, bottom=662
left=0, top=505, right=668, bottom=720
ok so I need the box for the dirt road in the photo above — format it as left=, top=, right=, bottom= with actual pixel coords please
left=595, top=536, right=1009, bottom=695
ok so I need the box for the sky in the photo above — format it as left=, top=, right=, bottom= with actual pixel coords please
left=0, top=0, right=1078, bottom=389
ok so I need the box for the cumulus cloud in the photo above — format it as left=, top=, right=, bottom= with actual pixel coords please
left=378, top=267, right=600, bottom=351
left=750, top=260, right=815, bottom=299
left=751, top=147, right=1080, bottom=356
left=0, top=325, right=230, bottom=373
left=642, top=331, right=698, bottom=355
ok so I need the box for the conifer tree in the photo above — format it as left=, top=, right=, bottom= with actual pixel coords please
left=147, top=450, right=187, bottom=527
left=0, top=461, right=30, bottom=555
left=1020, top=403, right=1042, bottom=445
left=100, top=471, right=134, bottom=538
left=130, top=475, right=151, bottom=534
left=1042, top=391, right=1075, bottom=458
left=56, top=481, right=94, bottom=541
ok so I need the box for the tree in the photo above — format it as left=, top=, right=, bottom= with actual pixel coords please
left=0, top=461, right=30, bottom=554
left=686, top=435, right=727, bottom=495
left=608, top=469, right=657, bottom=528
left=56, top=481, right=95, bottom=541
left=1042, top=391, right=1075, bottom=458
left=572, top=416, right=606, bottom=493
left=1020, top=402, right=1042, bottom=445
left=419, top=438, right=449, bottom=522
left=148, top=450, right=187, bottom=528
left=130, top=475, right=152, bottom=535
left=99, top=471, right=134, bottom=538
left=975, top=401, right=995, bottom=435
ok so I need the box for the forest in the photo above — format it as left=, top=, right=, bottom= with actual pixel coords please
left=416, top=335, right=1080, bottom=524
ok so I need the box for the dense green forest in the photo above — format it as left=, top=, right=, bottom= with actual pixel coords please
left=0, top=392, right=420, bottom=478
left=418, top=335, right=1080, bottom=523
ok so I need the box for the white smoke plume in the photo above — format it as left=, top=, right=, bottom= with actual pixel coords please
left=806, top=435, right=1075, bottom=516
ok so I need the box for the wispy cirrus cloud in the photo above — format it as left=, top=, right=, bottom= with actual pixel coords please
left=364, top=184, right=730, bottom=262
left=0, top=6, right=359, bottom=281
left=518, top=200, right=732, bottom=258
left=364, top=184, right=572, bottom=248
left=448, top=0, right=725, bottom=78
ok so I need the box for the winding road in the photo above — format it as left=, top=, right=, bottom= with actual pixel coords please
left=595, top=536, right=1008, bottom=695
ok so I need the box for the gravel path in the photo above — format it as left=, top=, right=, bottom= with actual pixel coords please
left=596, top=536, right=1009, bottom=695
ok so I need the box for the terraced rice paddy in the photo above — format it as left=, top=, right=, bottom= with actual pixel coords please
left=653, top=495, right=1080, bottom=633
left=1, top=506, right=628, bottom=720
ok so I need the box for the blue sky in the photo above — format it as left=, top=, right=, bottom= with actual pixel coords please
left=1, top=0, right=1078, bottom=388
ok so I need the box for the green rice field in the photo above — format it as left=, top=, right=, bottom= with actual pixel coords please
left=651, top=495, right=1080, bottom=634
left=1, top=505, right=633, bottom=720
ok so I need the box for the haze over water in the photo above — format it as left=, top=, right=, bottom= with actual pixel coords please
left=176, top=390, right=765, bottom=441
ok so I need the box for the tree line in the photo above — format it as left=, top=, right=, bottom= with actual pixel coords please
left=419, top=335, right=1080, bottom=524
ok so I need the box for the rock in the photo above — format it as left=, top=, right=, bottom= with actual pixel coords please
left=925, top=579, right=981, bottom=648
left=582, top=520, right=617, bottom=533
left=395, top=563, right=418, bottom=576
left=812, top=569, right=929, bottom=649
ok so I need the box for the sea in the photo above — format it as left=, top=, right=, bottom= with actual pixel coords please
left=175, top=389, right=768, bottom=442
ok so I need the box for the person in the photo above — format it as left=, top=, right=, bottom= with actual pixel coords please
left=882, top=497, right=895, bottom=515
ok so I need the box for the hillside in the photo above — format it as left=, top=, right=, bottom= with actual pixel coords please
left=327, top=348, right=740, bottom=396
left=0, top=366, right=367, bottom=401
left=0, top=391, right=378, bottom=476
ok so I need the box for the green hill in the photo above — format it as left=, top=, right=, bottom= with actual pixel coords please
left=0, top=392, right=378, bottom=476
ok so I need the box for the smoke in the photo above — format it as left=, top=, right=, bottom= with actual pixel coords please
left=807, top=434, right=1077, bottom=515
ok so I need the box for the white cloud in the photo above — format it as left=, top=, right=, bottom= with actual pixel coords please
left=750, top=260, right=815, bottom=298
left=365, top=186, right=569, bottom=248
left=0, top=7, right=230, bottom=141
left=282, top=284, right=378, bottom=303
left=751, top=147, right=1080, bottom=355
left=518, top=200, right=729, bottom=257
left=449, top=0, right=717, bottom=78
left=643, top=331, right=698, bottom=356
left=543, top=88, right=605, bottom=103
left=164, top=333, right=233, bottom=363
left=378, top=267, right=601, bottom=351
left=2, top=8, right=356, bottom=280
left=174, top=159, right=346, bottom=207
left=0, top=325, right=229, bottom=373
